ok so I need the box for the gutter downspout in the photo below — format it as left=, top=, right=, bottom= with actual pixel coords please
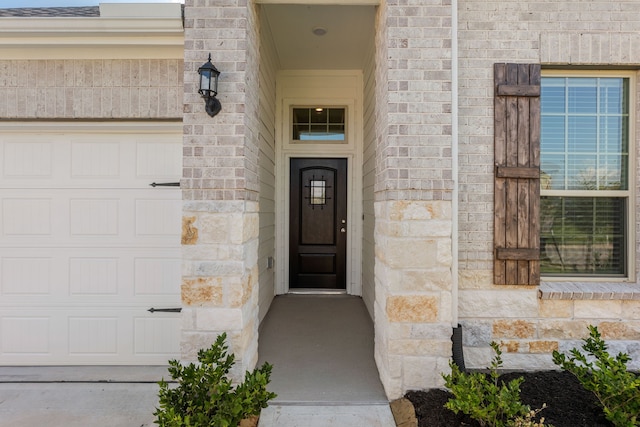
left=450, top=0, right=465, bottom=371
left=451, top=0, right=459, bottom=329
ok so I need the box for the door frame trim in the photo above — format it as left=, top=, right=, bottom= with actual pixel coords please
left=275, top=70, right=364, bottom=296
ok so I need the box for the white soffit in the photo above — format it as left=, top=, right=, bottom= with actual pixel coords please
left=263, top=4, right=376, bottom=69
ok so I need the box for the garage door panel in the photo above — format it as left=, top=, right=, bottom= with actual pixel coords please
left=3, top=141, right=53, bottom=178
left=0, top=308, right=181, bottom=364
left=71, top=141, right=120, bottom=178
left=1, top=257, right=52, bottom=295
left=135, top=199, right=182, bottom=236
left=1, top=134, right=181, bottom=189
left=134, top=316, right=181, bottom=355
left=68, top=317, right=119, bottom=355
left=1, top=316, right=51, bottom=355
left=134, top=257, right=181, bottom=295
left=0, top=127, right=182, bottom=365
left=2, top=198, right=52, bottom=236
left=70, top=198, right=120, bottom=236
left=136, top=140, right=182, bottom=178
left=1, top=189, right=180, bottom=246
left=2, top=248, right=180, bottom=302
left=69, top=257, right=119, bottom=295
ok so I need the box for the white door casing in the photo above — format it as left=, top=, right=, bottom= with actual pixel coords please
left=0, top=123, right=182, bottom=365
left=275, top=70, right=364, bottom=295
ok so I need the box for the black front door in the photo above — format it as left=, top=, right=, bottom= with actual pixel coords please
left=289, top=158, right=347, bottom=289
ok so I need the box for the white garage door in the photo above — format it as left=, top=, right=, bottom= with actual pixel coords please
left=0, top=127, right=182, bottom=365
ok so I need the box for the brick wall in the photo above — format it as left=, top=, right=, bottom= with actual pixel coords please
left=374, top=0, right=454, bottom=202
left=374, top=0, right=455, bottom=398
left=0, top=59, right=182, bottom=119
left=181, top=0, right=261, bottom=375
left=458, top=0, right=640, bottom=370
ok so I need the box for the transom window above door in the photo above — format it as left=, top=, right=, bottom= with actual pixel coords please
left=292, top=107, right=346, bottom=142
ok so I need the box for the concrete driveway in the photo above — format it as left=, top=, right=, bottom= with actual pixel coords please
left=0, top=382, right=160, bottom=427
left=0, top=366, right=164, bottom=427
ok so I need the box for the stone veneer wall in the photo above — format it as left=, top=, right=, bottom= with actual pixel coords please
left=373, top=0, right=455, bottom=398
left=457, top=0, right=640, bottom=371
left=181, top=0, right=261, bottom=375
left=0, top=59, right=182, bottom=119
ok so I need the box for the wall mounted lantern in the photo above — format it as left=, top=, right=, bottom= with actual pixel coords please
left=197, top=54, right=221, bottom=117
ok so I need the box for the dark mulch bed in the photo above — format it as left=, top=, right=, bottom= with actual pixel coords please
left=406, top=371, right=614, bottom=427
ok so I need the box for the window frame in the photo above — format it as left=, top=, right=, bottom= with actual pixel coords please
left=540, top=70, right=637, bottom=282
left=290, top=105, right=348, bottom=144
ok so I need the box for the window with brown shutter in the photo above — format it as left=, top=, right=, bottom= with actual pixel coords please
left=494, top=63, right=541, bottom=285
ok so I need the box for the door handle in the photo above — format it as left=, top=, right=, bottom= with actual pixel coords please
left=340, top=227, right=346, bottom=233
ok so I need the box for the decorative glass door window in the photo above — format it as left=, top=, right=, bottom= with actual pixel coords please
left=310, top=180, right=326, bottom=205
left=292, top=107, right=346, bottom=142
left=305, top=177, right=330, bottom=208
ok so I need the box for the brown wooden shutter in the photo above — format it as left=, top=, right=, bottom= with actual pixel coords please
left=494, top=63, right=541, bottom=285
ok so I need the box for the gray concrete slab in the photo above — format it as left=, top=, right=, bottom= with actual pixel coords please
left=0, top=366, right=169, bottom=382
left=258, top=404, right=396, bottom=427
left=258, top=295, right=388, bottom=404
left=0, top=382, right=160, bottom=427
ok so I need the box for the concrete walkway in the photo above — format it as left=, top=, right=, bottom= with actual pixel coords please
left=259, top=404, right=396, bottom=427
left=255, top=295, right=396, bottom=426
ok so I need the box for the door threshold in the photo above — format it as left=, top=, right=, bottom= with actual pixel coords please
left=287, top=289, right=347, bottom=295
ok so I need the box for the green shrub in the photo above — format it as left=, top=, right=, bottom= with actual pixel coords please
left=154, top=333, right=277, bottom=427
left=443, top=341, right=550, bottom=427
left=552, top=325, right=640, bottom=427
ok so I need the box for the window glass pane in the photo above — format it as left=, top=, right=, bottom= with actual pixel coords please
left=599, top=155, right=626, bottom=190
left=600, top=116, right=624, bottom=152
left=292, top=107, right=345, bottom=142
left=293, top=109, right=309, bottom=124
left=567, top=154, right=597, bottom=190
left=599, top=79, right=625, bottom=114
left=541, top=77, right=629, bottom=191
left=310, top=109, right=328, bottom=124
left=292, top=125, right=306, bottom=140
left=568, top=78, right=597, bottom=113
left=541, top=196, right=626, bottom=276
left=541, top=153, right=566, bottom=190
left=568, top=116, right=597, bottom=153
left=541, top=116, right=565, bottom=152
left=328, top=108, right=345, bottom=123
left=541, top=78, right=566, bottom=113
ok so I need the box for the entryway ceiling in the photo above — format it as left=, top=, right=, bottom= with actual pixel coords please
left=261, top=4, right=376, bottom=70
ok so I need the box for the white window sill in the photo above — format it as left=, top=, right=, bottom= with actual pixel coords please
left=539, top=282, right=640, bottom=300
